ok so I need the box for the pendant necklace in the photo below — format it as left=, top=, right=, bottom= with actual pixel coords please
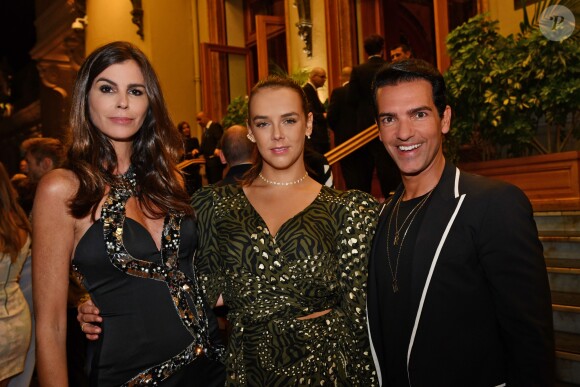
left=392, top=190, right=431, bottom=246
left=386, top=189, right=434, bottom=293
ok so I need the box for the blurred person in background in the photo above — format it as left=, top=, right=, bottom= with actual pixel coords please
left=0, top=162, right=32, bottom=387
left=177, top=121, right=202, bottom=195
left=195, top=111, right=224, bottom=184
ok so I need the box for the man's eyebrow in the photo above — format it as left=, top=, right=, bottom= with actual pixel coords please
left=378, top=111, right=396, bottom=118
left=377, top=106, right=433, bottom=118
left=408, top=105, right=433, bottom=115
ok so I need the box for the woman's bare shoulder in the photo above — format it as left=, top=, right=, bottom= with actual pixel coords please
left=35, top=168, right=79, bottom=200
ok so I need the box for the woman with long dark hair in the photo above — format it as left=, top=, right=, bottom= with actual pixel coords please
left=33, top=41, right=224, bottom=386
left=0, top=163, right=31, bottom=387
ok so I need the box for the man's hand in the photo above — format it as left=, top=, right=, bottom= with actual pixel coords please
left=77, top=299, right=102, bottom=341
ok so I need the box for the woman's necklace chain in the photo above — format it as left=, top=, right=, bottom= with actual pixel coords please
left=386, top=189, right=434, bottom=293
left=258, top=171, right=308, bottom=186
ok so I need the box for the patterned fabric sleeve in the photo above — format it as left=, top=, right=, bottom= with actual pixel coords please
left=337, top=190, right=379, bottom=384
left=191, top=186, right=223, bottom=306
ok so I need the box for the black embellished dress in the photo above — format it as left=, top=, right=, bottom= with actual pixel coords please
left=72, top=170, right=225, bottom=386
left=192, top=184, right=379, bottom=386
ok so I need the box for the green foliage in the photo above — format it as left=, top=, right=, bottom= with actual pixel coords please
left=444, top=10, right=580, bottom=161
left=289, top=68, right=309, bottom=85
left=221, top=95, right=248, bottom=129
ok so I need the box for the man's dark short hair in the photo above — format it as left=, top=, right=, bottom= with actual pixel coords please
left=390, top=43, right=412, bottom=54
left=364, top=34, right=385, bottom=56
left=372, top=58, right=447, bottom=118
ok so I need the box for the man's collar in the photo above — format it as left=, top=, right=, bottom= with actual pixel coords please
left=307, top=81, right=318, bottom=89
left=205, top=120, right=213, bottom=129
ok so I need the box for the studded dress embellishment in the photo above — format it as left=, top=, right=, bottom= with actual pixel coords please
left=100, top=167, right=224, bottom=386
left=193, top=185, right=378, bottom=385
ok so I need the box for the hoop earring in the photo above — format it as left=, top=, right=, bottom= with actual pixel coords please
left=247, top=132, right=256, bottom=143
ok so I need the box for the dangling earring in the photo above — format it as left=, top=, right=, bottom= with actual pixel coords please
left=247, top=132, right=256, bottom=143
left=306, top=134, right=311, bottom=140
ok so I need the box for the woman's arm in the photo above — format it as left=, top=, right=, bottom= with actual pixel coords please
left=32, top=170, right=78, bottom=387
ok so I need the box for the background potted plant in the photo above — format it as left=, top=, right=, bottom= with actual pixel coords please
left=444, top=6, right=579, bottom=161
left=443, top=1, right=580, bottom=210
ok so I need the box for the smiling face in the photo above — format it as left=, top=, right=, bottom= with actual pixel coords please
left=88, top=60, right=149, bottom=144
left=247, top=86, right=312, bottom=174
left=376, top=79, right=451, bottom=186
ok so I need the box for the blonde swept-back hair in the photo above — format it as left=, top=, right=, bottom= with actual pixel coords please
left=0, top=163, right=30, bottom=262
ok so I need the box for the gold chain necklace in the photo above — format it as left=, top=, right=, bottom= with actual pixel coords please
left=258, top=171, right=308, bottom=186
left=392, top=190, right=431, bottom=246
left=386, top=189, right=434, bottom=293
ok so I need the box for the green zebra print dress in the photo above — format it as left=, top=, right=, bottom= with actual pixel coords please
left=192, top=184, right=378, bottom=386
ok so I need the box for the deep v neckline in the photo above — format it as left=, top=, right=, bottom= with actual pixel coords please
left=241, top=185, right=324, bottom=239
left=125, top=217, right=162, bottom=253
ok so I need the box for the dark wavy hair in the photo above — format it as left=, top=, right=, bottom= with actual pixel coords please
left=372, top=58, right=447, bottom=119
left=66, top=41, right=192, bottom=219
left=242, top=75, right=309, bottom=185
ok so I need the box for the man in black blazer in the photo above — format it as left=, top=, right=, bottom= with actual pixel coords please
left=348, top=34, right=400, bottom=197
left=196, top=111, right=224, bottom=184
left=327, top=66, right=360, bottom=188
left=367, top=59, right=554, bottom=386
left=302, top=67, right=330, bottom=155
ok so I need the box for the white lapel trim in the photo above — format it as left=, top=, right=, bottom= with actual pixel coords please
left=406, top=167, right=465, bottom=384
left=454, top=166, right=460, bottom=198
left=366, top=307, right=383, bottom=385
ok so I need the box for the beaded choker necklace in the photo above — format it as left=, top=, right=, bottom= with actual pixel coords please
left=258, top=171, right=308, bottom=186
left=110, top=165, right=137, bottom=195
